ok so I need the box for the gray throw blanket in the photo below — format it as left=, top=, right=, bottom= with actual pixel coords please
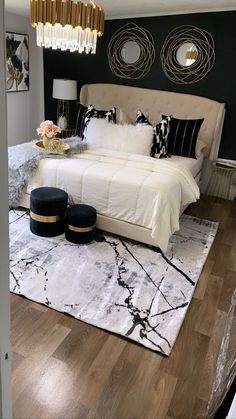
left=8, top=137, right=86, bottom=207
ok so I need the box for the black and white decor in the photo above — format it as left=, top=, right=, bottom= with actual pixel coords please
left=6, top=32, right=29, bottom=92
left=9, top=210, right=218, bottom=355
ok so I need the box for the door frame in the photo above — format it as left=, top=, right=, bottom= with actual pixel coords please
left=0, top=0, right=12, bottom=417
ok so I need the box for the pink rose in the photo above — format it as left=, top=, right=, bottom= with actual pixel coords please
left=36, top=120, right=61, bottom=138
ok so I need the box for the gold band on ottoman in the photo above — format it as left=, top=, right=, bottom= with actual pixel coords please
left=30, top=211, right=61, bottom=223
left=68, top=224, right=96, bottom=233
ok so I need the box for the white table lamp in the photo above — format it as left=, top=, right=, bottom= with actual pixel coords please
left=53, top=79, right=77, bottom=129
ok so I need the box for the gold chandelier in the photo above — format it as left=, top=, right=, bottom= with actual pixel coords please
left=30, top=0, right=105, bottom=54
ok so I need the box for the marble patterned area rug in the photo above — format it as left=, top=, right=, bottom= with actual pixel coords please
left=9, top=209, right=218, bottom=356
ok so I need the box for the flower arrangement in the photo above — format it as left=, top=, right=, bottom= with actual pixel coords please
left=35, top=120, right=69, bottom=153
left=37, top=120, right=61, bottom=146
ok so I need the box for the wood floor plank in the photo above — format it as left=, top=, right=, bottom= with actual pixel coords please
left=11, top=196, right=236, bottom=419
left=192, top=398, right=208, bottom=419
left=197, top=309, right=227, bottom=402
left=14, top=311, right=70, bottom=357
left=12, top=322, right=71, bottom=403
left=53, top=322, right=110, bottom=373
left=218, top=270, right=236, bottom=312
left=194, top=274, right=223, bottom=336
left=78, top=335, right=127, bottom=406
left=166, top=331, right=210, bottom=418
left=159, top=297, right=203, bottom=377
left=139, top=371, right=177, bottom=419
left=87, top=357, right=135, bottom=419
left=194, top=259, right=214, bottom=301
left=109, top=349, right=163, bottom=419
left=13, top=357, right=89, bottom=419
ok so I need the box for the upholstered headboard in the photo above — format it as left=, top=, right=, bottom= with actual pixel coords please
left=80, top=83, right=225, bottom=160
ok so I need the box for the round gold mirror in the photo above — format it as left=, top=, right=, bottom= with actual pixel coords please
left=107, top=23, right=155, bottom=79
left=176, top=42, right=198, bottom=67
left=121, top=41, right=141, bottom=64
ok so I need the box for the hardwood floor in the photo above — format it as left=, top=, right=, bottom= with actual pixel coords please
left=11, top=195, right=236, bottom=419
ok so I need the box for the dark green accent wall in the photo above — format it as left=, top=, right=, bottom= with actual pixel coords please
left=43, top=11, right=236, bottom=160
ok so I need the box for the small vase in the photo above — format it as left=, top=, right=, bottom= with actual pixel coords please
left=42, top=136, right=51, bottom=148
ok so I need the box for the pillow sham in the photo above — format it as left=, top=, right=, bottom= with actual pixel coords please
left=94, top=107, right=116, bottom=123
left=136, top=111, right=171, bottom=158
left=75, top=104, right=116, bottom=139
left=163, top=115, right=204, bottom=159
left=75, top=103, right=95, bottom=139
left=86, top=118, right=153, bottom=156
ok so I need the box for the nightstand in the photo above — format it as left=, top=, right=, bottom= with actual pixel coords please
left=206, top=161, right=236, bottom=199
left=58, top=128, right=75, bottom=139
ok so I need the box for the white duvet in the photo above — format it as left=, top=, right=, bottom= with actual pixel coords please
left=26, top=149, right=200, bottom=252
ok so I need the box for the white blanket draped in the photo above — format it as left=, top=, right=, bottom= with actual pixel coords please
left=26, top=149, right=200, bottom=251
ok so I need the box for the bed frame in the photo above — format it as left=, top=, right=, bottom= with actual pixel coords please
left=20, top=83, right=225, bottom=246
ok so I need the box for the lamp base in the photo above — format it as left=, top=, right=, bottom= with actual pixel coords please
left=57, top=100, right=69, bottom=129
left=57, top=115, right=67, bottom=129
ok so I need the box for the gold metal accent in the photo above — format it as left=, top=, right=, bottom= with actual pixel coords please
left=68, top=224, right=95, bottom=233
left=33, top=139, right=70, bottom=154
left=30, top=211, right=61, bottom=223
left=30, top=0, right=104, bottom=35
left=185, top=49, right=198, bottom=60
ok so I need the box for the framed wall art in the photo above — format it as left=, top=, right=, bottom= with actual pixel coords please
left=6, top=32, right=29, bottom=92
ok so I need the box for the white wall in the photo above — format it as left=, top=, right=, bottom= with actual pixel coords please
left=5, top=11, right=44, bottom=146
left=0, top=1, right=12, bottom=417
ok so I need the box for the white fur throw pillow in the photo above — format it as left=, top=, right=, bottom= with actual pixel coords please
left=86, top=118, right=153, bottom=156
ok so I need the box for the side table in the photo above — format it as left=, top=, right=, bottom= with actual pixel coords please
left=58, top=128, right=75, bottom=139
left=206, top=161, right=236, bottom=199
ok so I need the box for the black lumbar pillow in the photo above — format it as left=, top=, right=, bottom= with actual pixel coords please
left=30, top=187, right=68, bottom=237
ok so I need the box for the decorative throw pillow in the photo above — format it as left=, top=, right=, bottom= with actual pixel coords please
left=163, top=115, right=204, bottom=159
left=136, top=111, right=171, bottom=158
left=86, top=118, right=154, bottom=156
left=75, top=104, right=95, bottom=139
left=75, top=104, right=117, bottom=139
left=93, top=107, right=116, bottom=123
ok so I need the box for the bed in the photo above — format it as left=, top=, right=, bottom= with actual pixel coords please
left=19, top=83, right=225, bottom=251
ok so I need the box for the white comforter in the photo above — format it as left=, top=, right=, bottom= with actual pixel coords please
left=26, top=149, right=200, bottom=251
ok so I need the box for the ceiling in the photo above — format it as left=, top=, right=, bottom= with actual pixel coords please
left=4, top=0, right=236, bottom=19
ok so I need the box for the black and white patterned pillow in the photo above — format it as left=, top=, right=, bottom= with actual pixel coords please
left=154, top=116, right=171, bottom=158
left=75, top=104, right=117, bottom=140
left=162, top=115, right=204, bottom=159
left=94, top=107, right=116, bottom=123
left=136, top=111, right=171, bottom=158
left=75, top=104, right=95, bottom=139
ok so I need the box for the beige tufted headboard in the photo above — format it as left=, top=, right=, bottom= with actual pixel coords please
left=80, top=83, right=225, bottom=160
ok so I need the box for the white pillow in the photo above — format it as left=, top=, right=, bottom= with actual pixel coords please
left=85, top=118, right=153, bottom=156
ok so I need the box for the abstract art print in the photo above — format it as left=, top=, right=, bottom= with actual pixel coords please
left=6, top=32, right=29, bottom=92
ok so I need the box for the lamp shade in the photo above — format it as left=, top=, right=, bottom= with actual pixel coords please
left=53, top=79, right=77, bottom=100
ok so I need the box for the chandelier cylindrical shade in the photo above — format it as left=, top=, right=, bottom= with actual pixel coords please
left=30, top=0, right=105, bottom=54
left=53, top=79, right=77, bottom=100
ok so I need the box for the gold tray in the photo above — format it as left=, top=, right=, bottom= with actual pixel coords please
left=34, top=140, right=70, bottom=154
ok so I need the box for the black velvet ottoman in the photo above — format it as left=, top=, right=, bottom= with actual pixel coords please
left=30, top=187, right=68, bottom=237
left=65, top=204, right=97, bottom=244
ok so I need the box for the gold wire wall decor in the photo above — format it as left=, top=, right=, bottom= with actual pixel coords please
left=160, top=25, right=215, bottom=84
left=107, top=23, right=155, bottom=80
